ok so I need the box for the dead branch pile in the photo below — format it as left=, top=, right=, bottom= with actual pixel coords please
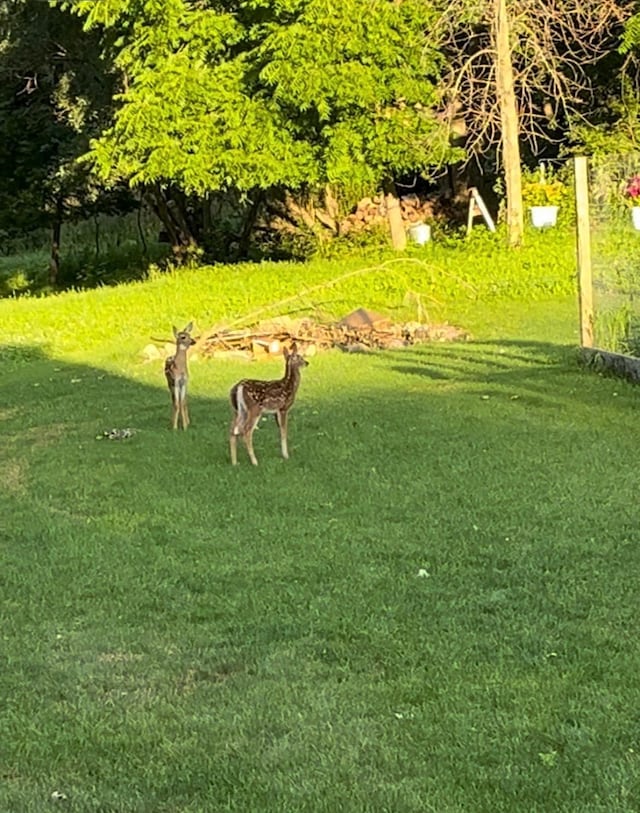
left=340, top=194, right=436, bottom=235
left=193, top=308, right=467, bottom=361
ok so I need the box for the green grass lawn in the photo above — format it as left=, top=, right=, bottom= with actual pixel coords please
left=1, top=242, right=639, bottom=811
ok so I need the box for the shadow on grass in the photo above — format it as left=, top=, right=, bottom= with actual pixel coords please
left=388, top=337, right=574, bottom=379
left=0, top=335, right=634, bottom=493
left=0, top=341, right=231, bottom=455
left=383, top=337, right=617, bottom=406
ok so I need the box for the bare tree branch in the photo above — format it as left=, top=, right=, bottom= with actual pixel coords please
left=435, top=0, right=634, bottom=164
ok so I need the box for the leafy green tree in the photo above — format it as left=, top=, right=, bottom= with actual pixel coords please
left=573, top=10, right=640, bottom=156
left=58, top=0, right=459, bottom=252
left=257, top=0, right=457, bottom=248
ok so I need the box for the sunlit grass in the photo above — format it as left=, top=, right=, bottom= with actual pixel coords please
left=0, top=227, right=576, bottom=373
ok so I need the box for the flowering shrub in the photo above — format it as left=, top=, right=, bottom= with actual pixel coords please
left=624, top=174, right=640, bottom=206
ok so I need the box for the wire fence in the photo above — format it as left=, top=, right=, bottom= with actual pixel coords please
left=588, top=153, right=640, bottom=357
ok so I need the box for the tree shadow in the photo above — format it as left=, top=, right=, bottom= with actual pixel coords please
left=388, top=337, right=573, bottom=378
left=382, top=337, right=614, bottom=407
left=0, top=342, right=230, bottom=443
left=1, top=336, right=633, bottom=501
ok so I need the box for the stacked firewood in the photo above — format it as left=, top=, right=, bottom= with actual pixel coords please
left=399, top=194, right=436, bottom=224
left=340, top=194, right=436, bottom=234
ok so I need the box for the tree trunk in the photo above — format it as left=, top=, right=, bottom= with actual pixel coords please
left=148, top=185, right=197, bottom=261
left=148, top=186, right=180, bottom=248
left=238, top=191, right=264, bottom=256
left=137, top=192, right=148, bottom=259
left=202, top=193, right=212, bottom=237
left=168, top=189, right=198, bottom=255
left=383, top=180, right=406, bottom=251
left=49, top=195, right=63, bottom=285
left=494, top=0, right=523, bottom=247
left=320, top=184, right=340, bottom=234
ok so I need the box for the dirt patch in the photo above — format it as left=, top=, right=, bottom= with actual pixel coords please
left=0, top=458, right=28, bottom=496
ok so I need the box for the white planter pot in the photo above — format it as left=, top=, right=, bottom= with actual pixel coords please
left=408, top=222, right=431, bottom=245
left=632, top=207, right=640, bottom=230
left=530, top=205, right=559, bottom=228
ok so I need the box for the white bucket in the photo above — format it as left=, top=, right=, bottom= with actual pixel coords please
left=409, top=222, right=431, bottom=245
left=530, top=205, right=559, bottom=228
left=632, top=207, right=640, bottom=230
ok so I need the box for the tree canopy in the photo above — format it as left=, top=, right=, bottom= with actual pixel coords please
left=59, top=0, right=458, bottom=197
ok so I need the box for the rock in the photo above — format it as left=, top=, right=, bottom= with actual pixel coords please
left=338, top=308, right=392, bottom=330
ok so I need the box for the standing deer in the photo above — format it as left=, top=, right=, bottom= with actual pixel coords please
left=229, top=342, right=309, bottom=465
left=165, top=322, right=196, bottom=430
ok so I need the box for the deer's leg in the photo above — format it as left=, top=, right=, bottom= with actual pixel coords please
left=229, top=413, right=241, bottom=465
left=176, top=380, right=189, bottom=429
left=276, top=409, right=289, bottom=459
left=171, top=389, right=180, bottom=430
left=243, top=413, right=260, bottom=466
left=230, top=406, right=250, bottom=465
left=180, top=394, right=190, bottom=429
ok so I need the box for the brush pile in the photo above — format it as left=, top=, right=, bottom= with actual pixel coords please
left=192, top=308, right=467, bottom=360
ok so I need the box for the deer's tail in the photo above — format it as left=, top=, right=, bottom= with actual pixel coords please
left=232, top=384, right=247, bottom=435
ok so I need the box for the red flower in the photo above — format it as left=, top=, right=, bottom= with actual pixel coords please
left=626, top=175, right=640, bottom=199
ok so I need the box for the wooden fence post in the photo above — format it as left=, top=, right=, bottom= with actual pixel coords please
left=574, top=155, right=594, bottom=348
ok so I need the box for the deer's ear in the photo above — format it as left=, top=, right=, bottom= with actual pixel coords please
left=283, top=346, right=290, bottom=359
left=290, top=342, right=298, bottom=354
left=172, top=326, right=179, bottom=338
left=184, top=321, right=193, bottom=333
